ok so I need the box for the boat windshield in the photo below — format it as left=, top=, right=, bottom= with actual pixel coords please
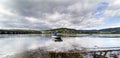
left=53, top=32, right=57, bottom=36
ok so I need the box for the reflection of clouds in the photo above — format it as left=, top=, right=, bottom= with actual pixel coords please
left=0, top=35, right=120, bottom=57
left=109, top=38, right=120, bottom=46
left=75, top=37, right=104, bottom=48
left=0, top=36, right=45, bottom=57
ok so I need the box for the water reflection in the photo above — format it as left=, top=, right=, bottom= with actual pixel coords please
left=0, top=34, right=120, bottom=58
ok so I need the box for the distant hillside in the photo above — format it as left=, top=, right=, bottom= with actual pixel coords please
left=0, top=29, right=42, bottom=34
left=41, top=27, right=120, bottom=34
left=0, top=27, right=120, bottom=34
left=41, top=28, right=80, bottom=34
left=99, top=27, right=120, bottom=34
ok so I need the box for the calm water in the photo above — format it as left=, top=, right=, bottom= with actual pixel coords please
left=0, top=34, right=120, bottom=58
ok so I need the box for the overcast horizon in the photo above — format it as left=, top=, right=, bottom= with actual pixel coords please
left=0, top=0, right=120, bottom=30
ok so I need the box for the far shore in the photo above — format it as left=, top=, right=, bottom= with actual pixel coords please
left=0, top=27, right=120, bottom=34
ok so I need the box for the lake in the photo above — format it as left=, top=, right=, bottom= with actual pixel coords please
left=0, top=34, right=120, bottom=58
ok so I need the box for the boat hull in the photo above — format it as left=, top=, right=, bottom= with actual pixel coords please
left=52, top=36, right=63, bottom=42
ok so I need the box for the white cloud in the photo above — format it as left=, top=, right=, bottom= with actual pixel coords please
left=0, top=0, right=119, bottom=30
left=68, top=2, right=83, bottom=13
left=110, top=23, right=120, bottom=28
left=25, top=17, right=40, bottom=23
left=44, top=12, right=65, bottom=21
left=103, top=0, right=120, bottom=18
left=110, top=0, right=120, bottom=6
left=67, top=1, right=98, bottom=14
left=0, top=5, right=15, bottom=16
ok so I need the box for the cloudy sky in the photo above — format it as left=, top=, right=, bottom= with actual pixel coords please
left=0, top=0, right=120, bottom=30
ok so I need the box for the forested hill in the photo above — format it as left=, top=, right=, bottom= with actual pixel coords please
left=98, top=27, right=120, bottom=34
left=0, top=27, right=120, bottom=34
left=41, top=27, right=120, bottom=34
left=0, top=29, right=42, bottom=34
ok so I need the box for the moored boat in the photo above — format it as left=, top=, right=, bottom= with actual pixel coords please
left=52, top=32, right=63, bottom=42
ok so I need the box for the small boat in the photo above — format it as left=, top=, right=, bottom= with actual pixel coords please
left=52, top=32, right=63, bottom=42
